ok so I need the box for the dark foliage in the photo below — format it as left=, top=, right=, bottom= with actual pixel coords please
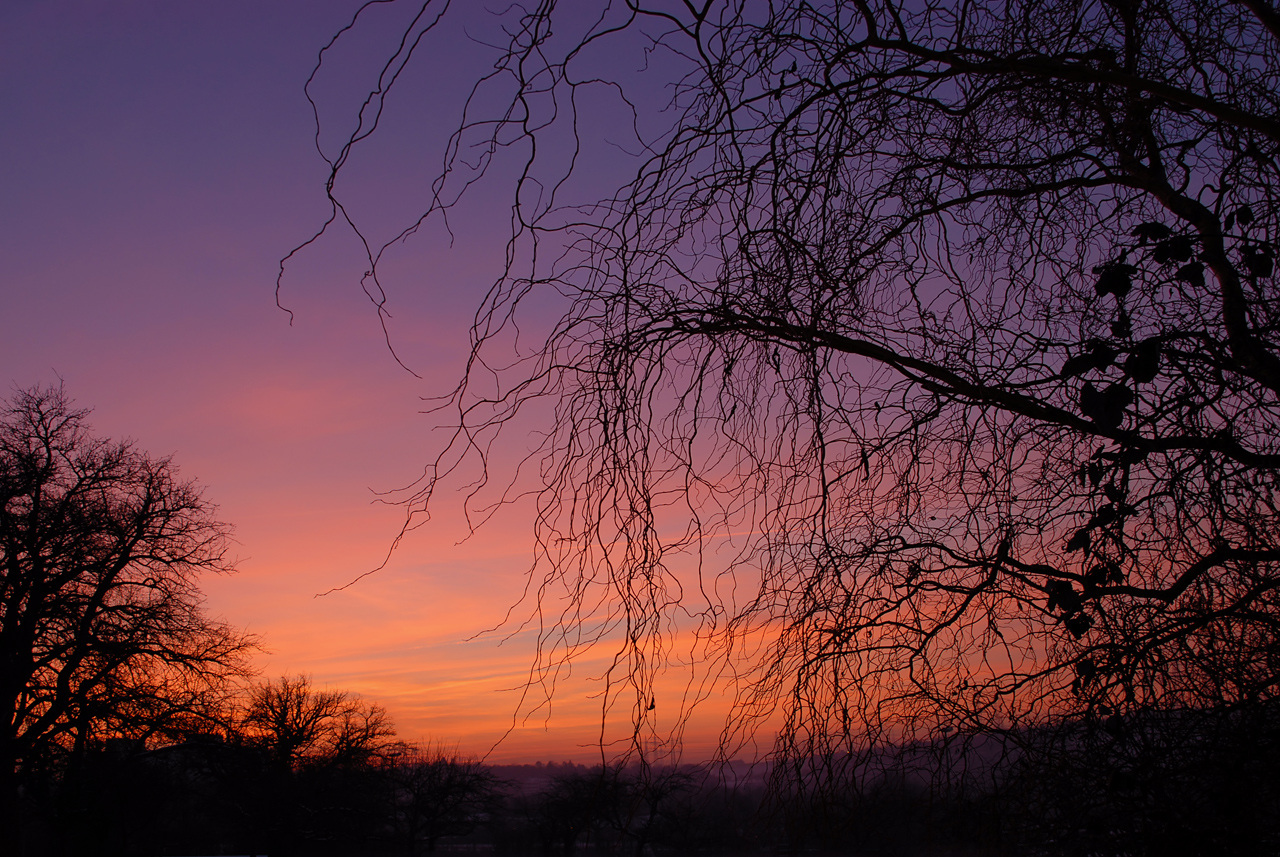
left=18, top=722, right=1279, bottom=855
left=0, top=386, right=255, bottom=854
left=1001, top=703, right=1280, bottom=856
left=382, top=743, right=505, bottom=854
left=12, top=675, right=507, bottom=857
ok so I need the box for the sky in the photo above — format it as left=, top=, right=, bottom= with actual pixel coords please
left=0, top=0, right=741, bottom=763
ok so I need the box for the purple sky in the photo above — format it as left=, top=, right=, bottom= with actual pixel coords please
left=2, top=0, right=741, bottom=762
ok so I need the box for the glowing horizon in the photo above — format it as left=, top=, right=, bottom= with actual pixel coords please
left=0, top=0, right=760, bottom=764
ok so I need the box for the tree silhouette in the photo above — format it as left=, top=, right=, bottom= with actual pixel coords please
left=242, top=674, right=394, bottom=771
left=527, top=765, right=627, bottom=856
left=293, top=0, right=1280, bottom=790
left=238, top=674, right=398, bottom=853
left=604, top=764, right=698, bottom=857
left=383, top=743, right=504, bottom=854
left=0, top=385, right=255, bottom=850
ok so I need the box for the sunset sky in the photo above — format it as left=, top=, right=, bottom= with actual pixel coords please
left=1, top=1, right=737, bottom=763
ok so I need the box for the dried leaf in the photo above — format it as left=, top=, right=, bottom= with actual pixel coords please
left=1093, top=263, right=1137, bottom=297
left=1065, top=612, right=1093, bottom=638
left=1065, top=527, right=1091, bottom=552
left=1063, top=342, right=1116, bottom=378
left=1046, top=579, right=1082, bottom=613
left=1244, top=249, right=1274, bottom=278
left=1061, top=354, right=1095, bottom=378
left=1110, top=308, right=1131, bottom=339
left=1080, top=382, right=1102, bottom=420
left=1131, top=222, right=1172, bottom=243
left=1153, top=235, right=1194, bottom=264
left=1123, top=338, right=1161, bottom=383
left=1175, top=262, right=1205, bottom=288
left=1088, top=504, right=1117, bottom=529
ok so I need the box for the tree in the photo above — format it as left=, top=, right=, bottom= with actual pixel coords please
left=239, top=674, right=398, bottom=853
left=0, top=385, right=255, bottom=847
left=293, top=0, right=1280, bottom=794
left=527, top=765, right=627, bottom=856
left=241, top=673, right=396, bottom=770
left=604, top=764, right=698, bottom=857
left=383, top=743, right=504, bottom=854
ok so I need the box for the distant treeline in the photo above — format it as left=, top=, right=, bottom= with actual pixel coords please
left=15, top=676, right=1280, bottom=856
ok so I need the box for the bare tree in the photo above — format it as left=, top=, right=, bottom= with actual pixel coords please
left=242, top=674, right=396, bottom=771
left=0, top=385, right=255, bottom=845
left=527, top=765, right=627, bottom=856
left=383, top=743, right=504, bottom=854
left=237, top=675, right=397, bottom=853
left=290, top=0, right=1280, bottom=788
left=606, top=764, right=698, bottom=857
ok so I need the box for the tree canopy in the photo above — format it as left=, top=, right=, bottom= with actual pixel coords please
left=0, top=386, right=254, bottom=841
left=242, top=674, right=396, bottom=771
left=294, top=0, right=1280, bottom=775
